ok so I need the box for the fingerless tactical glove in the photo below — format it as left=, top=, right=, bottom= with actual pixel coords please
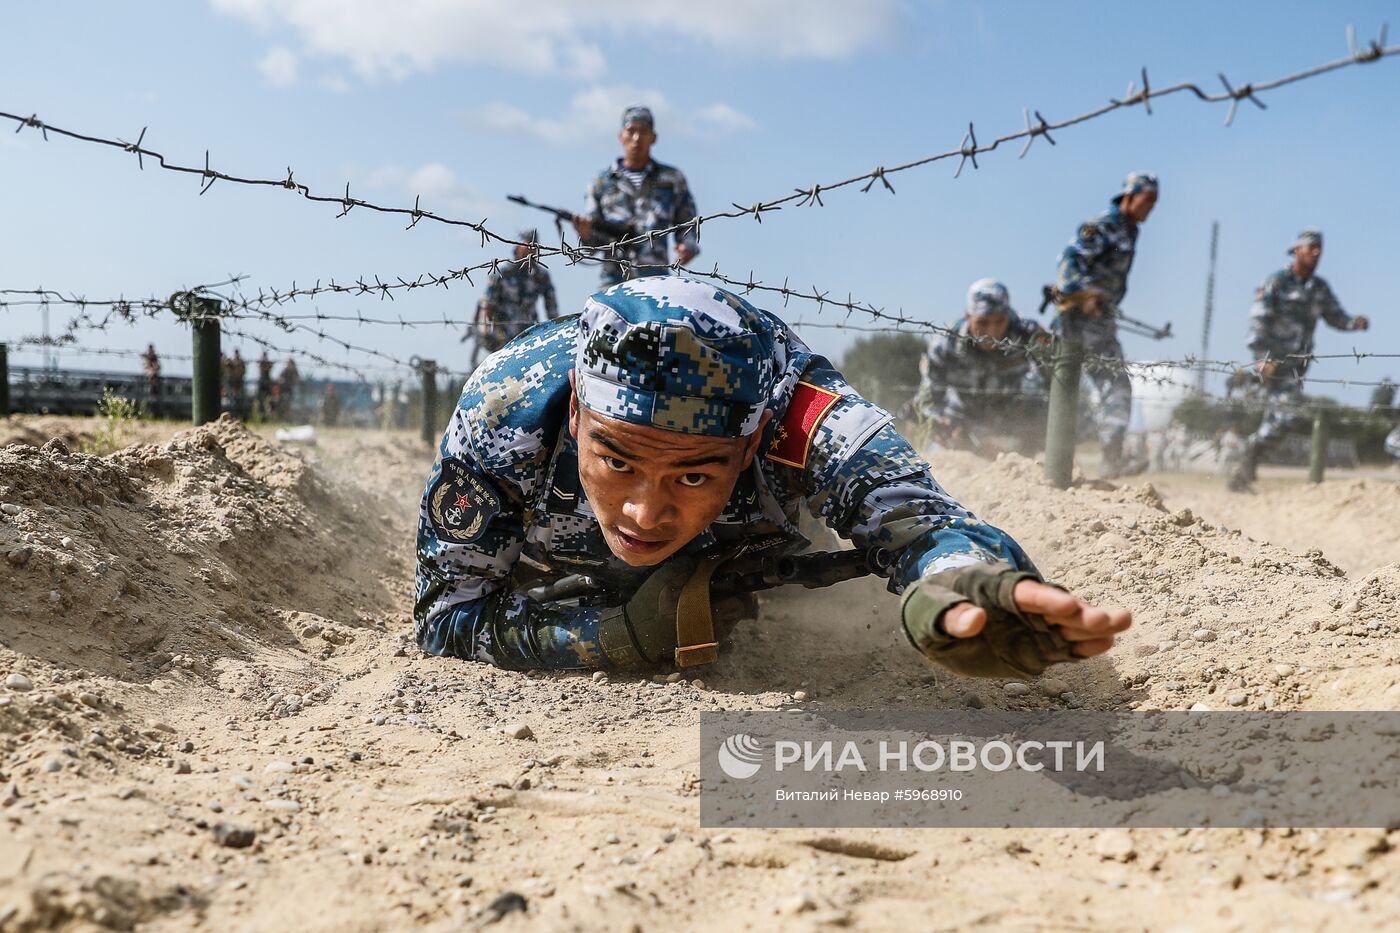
left=900, top=561, right=1076, bottom=679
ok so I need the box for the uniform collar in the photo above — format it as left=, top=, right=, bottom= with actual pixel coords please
left=612, top=158, right=655, bottom=177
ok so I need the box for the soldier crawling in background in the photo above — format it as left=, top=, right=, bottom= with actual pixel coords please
left=913, top=279, right=1049, bottom=456
left=1052, top=171, right=1159, bottom=478
left=571, top=106, right=700, bottom=287
left=1228, top=230, right=1370, bottom=491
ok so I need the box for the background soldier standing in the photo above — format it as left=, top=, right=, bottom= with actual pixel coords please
left=255, top=351, right=275, bottom=416
left=277, top=357, right=300, bottom=421
left=1053, top=171, right=1159, bottom=478
left=571, top=106, right=699, bottom=286
left=224, top=348, right=247, bottom=418
left=141, top=343, right=161, bottom=407
left=913, top=279, right=1049, bottom=455
left=1229, top=230, right=1370, bottom=490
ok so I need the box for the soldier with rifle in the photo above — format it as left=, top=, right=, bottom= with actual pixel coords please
left=414, top=277, right=1130, bottom=678
left=1049, top=171, right=1160, bottom=478
left=549, top=105, right=700, bottom=287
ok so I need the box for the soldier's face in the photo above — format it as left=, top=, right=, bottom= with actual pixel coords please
left=569, top=386, right=768, bottom=567
left=1293, top=243, right=1322, bottom=276
left=618, top=122, right=656, bottom=166
left=967, top=312, right=1010, bottom=347
left=1121, top=191, right=1157, bottom=223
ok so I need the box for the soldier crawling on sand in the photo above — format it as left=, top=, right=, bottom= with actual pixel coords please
left=414, top=276, right=1131, bottom=679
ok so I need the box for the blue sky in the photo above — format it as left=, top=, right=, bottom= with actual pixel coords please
left=2, top=1, right=1397, bottom=409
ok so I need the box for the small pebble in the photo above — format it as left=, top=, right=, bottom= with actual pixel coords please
left=1038, top=678, right=1069, bottom=698
left=265, top=799, right=302, bottom=813
left=961, top=692, right=984, bottom=709
left=504, top=723, right=534, bottom=740
left=43, top=759, right=63, bottom=773
left=591, top=671, right=607, bottom=683
left=793, top=690, right=808, bottom=702
left=664, top=672, right=683, bottom=684
left=77, top=692, right=102, bottom=708
left=1003, top=682, right=1031, bottom=697
left=1227, top=693, right=1249, bottom=707
left=1191, top=629, right=1217, bottom=643
left=264, top=761, right=295, bottom=773
left=212, top=822, right=256, bottom=849
left=0, top=504, right=20, bottom=516
left=5, top=673, right=33, bottom=692
left=690, top=679, right=706, bottom=690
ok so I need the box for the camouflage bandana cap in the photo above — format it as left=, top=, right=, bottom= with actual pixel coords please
left=1118, top=170, right=1159, bottom=200
left=574, top=276, right=781, bottom=437
left=1289, top=229, right=1322, bottom=254
left=965, top=278, right=1011, bottom=317
left=621, top=106, right=654, bottom=129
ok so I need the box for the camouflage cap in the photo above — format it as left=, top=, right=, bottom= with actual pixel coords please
left=518, top=228, right=539, bottom=244
left=1289, top=229, right=1322, bottom=254
left=621, top=106, right=655, bottom=129
left=574, top=277, right=781, bottom=437
left=965, top=278, right=1011, bottom=318
left=1118, top=171, right=1159, bottom=200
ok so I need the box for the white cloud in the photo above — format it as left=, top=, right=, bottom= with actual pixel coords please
left=256, top=45, right=299, bottom=86
left=471, top=85, right=754, bottom=145
left=212, top=0, right=898, bottom=83
left=356, top=161, right=489, bottom=218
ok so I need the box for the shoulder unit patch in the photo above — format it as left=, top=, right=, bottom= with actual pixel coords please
left=428, top=458, right=502, bottom=544
left=766, top=381, right=842, bottom=469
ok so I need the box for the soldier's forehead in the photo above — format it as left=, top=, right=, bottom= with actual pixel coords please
left=579, top=407, right=744, bottom=455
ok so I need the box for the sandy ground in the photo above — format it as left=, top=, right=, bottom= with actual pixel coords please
left=2, top=413, right=1399, bottom=931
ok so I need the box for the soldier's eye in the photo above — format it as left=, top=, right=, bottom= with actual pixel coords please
left=602, top=456, right=631, bottom=473
left=678, top=473, right=709, bottom=487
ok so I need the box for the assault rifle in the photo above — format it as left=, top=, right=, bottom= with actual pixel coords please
left=525, top=545, right=893, bottom=607
left=1037, top=284, right=1172, bottom=341
left=506, top=194, right=638, bottom=244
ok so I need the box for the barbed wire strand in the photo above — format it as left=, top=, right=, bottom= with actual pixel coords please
left=0, top=27, right=1393, bottom=279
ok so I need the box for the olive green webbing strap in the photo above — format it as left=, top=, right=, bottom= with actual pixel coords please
left=673, top=554, right=727, bottom=668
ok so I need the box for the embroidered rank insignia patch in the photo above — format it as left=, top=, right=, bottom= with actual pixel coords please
left=428, top=458, right=501, bottom=544
left=767, top=381, right=841, bottom=469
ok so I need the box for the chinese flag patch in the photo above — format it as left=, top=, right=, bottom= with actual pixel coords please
left=766, top=381, right=841, bottom=469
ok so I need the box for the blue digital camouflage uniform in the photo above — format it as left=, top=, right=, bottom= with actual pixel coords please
left=583, top=159, right=699, bottom=286
left=484, top=259, right=558, bottom=343
left=1054, top=172, right=1157, bottom=458
left=1244, top=253, right=1358, bottom=456
left=414, top=277, right=1035, bottom=670
left=914, top=282, right=1049, bottom=439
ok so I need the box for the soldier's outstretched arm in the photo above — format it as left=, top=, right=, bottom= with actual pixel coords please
left=807, top=402, right=1130, bottom=679
left=1317, top=279, right=1366, bottom=332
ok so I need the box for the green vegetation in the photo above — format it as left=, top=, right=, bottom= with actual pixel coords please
left=83, top=389, right=144, bottom=456
left=839, top=332, right=926, bottom=416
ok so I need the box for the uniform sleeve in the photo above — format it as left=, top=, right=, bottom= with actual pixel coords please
left=1246, top=275, right=1281, bottom=358
left=784, top=375, right=1038, bottom=590
left=582, top=173, right=608, bottom=247
left=1316, top=278, right=1353, bottom=331
left=671, top=171, right=700, bottom=257
left=1056, top=220, right=1108, bottom=298
left=814, top=418, right=1037, bottom=588
left=414, top=404, right=608, bottom=670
